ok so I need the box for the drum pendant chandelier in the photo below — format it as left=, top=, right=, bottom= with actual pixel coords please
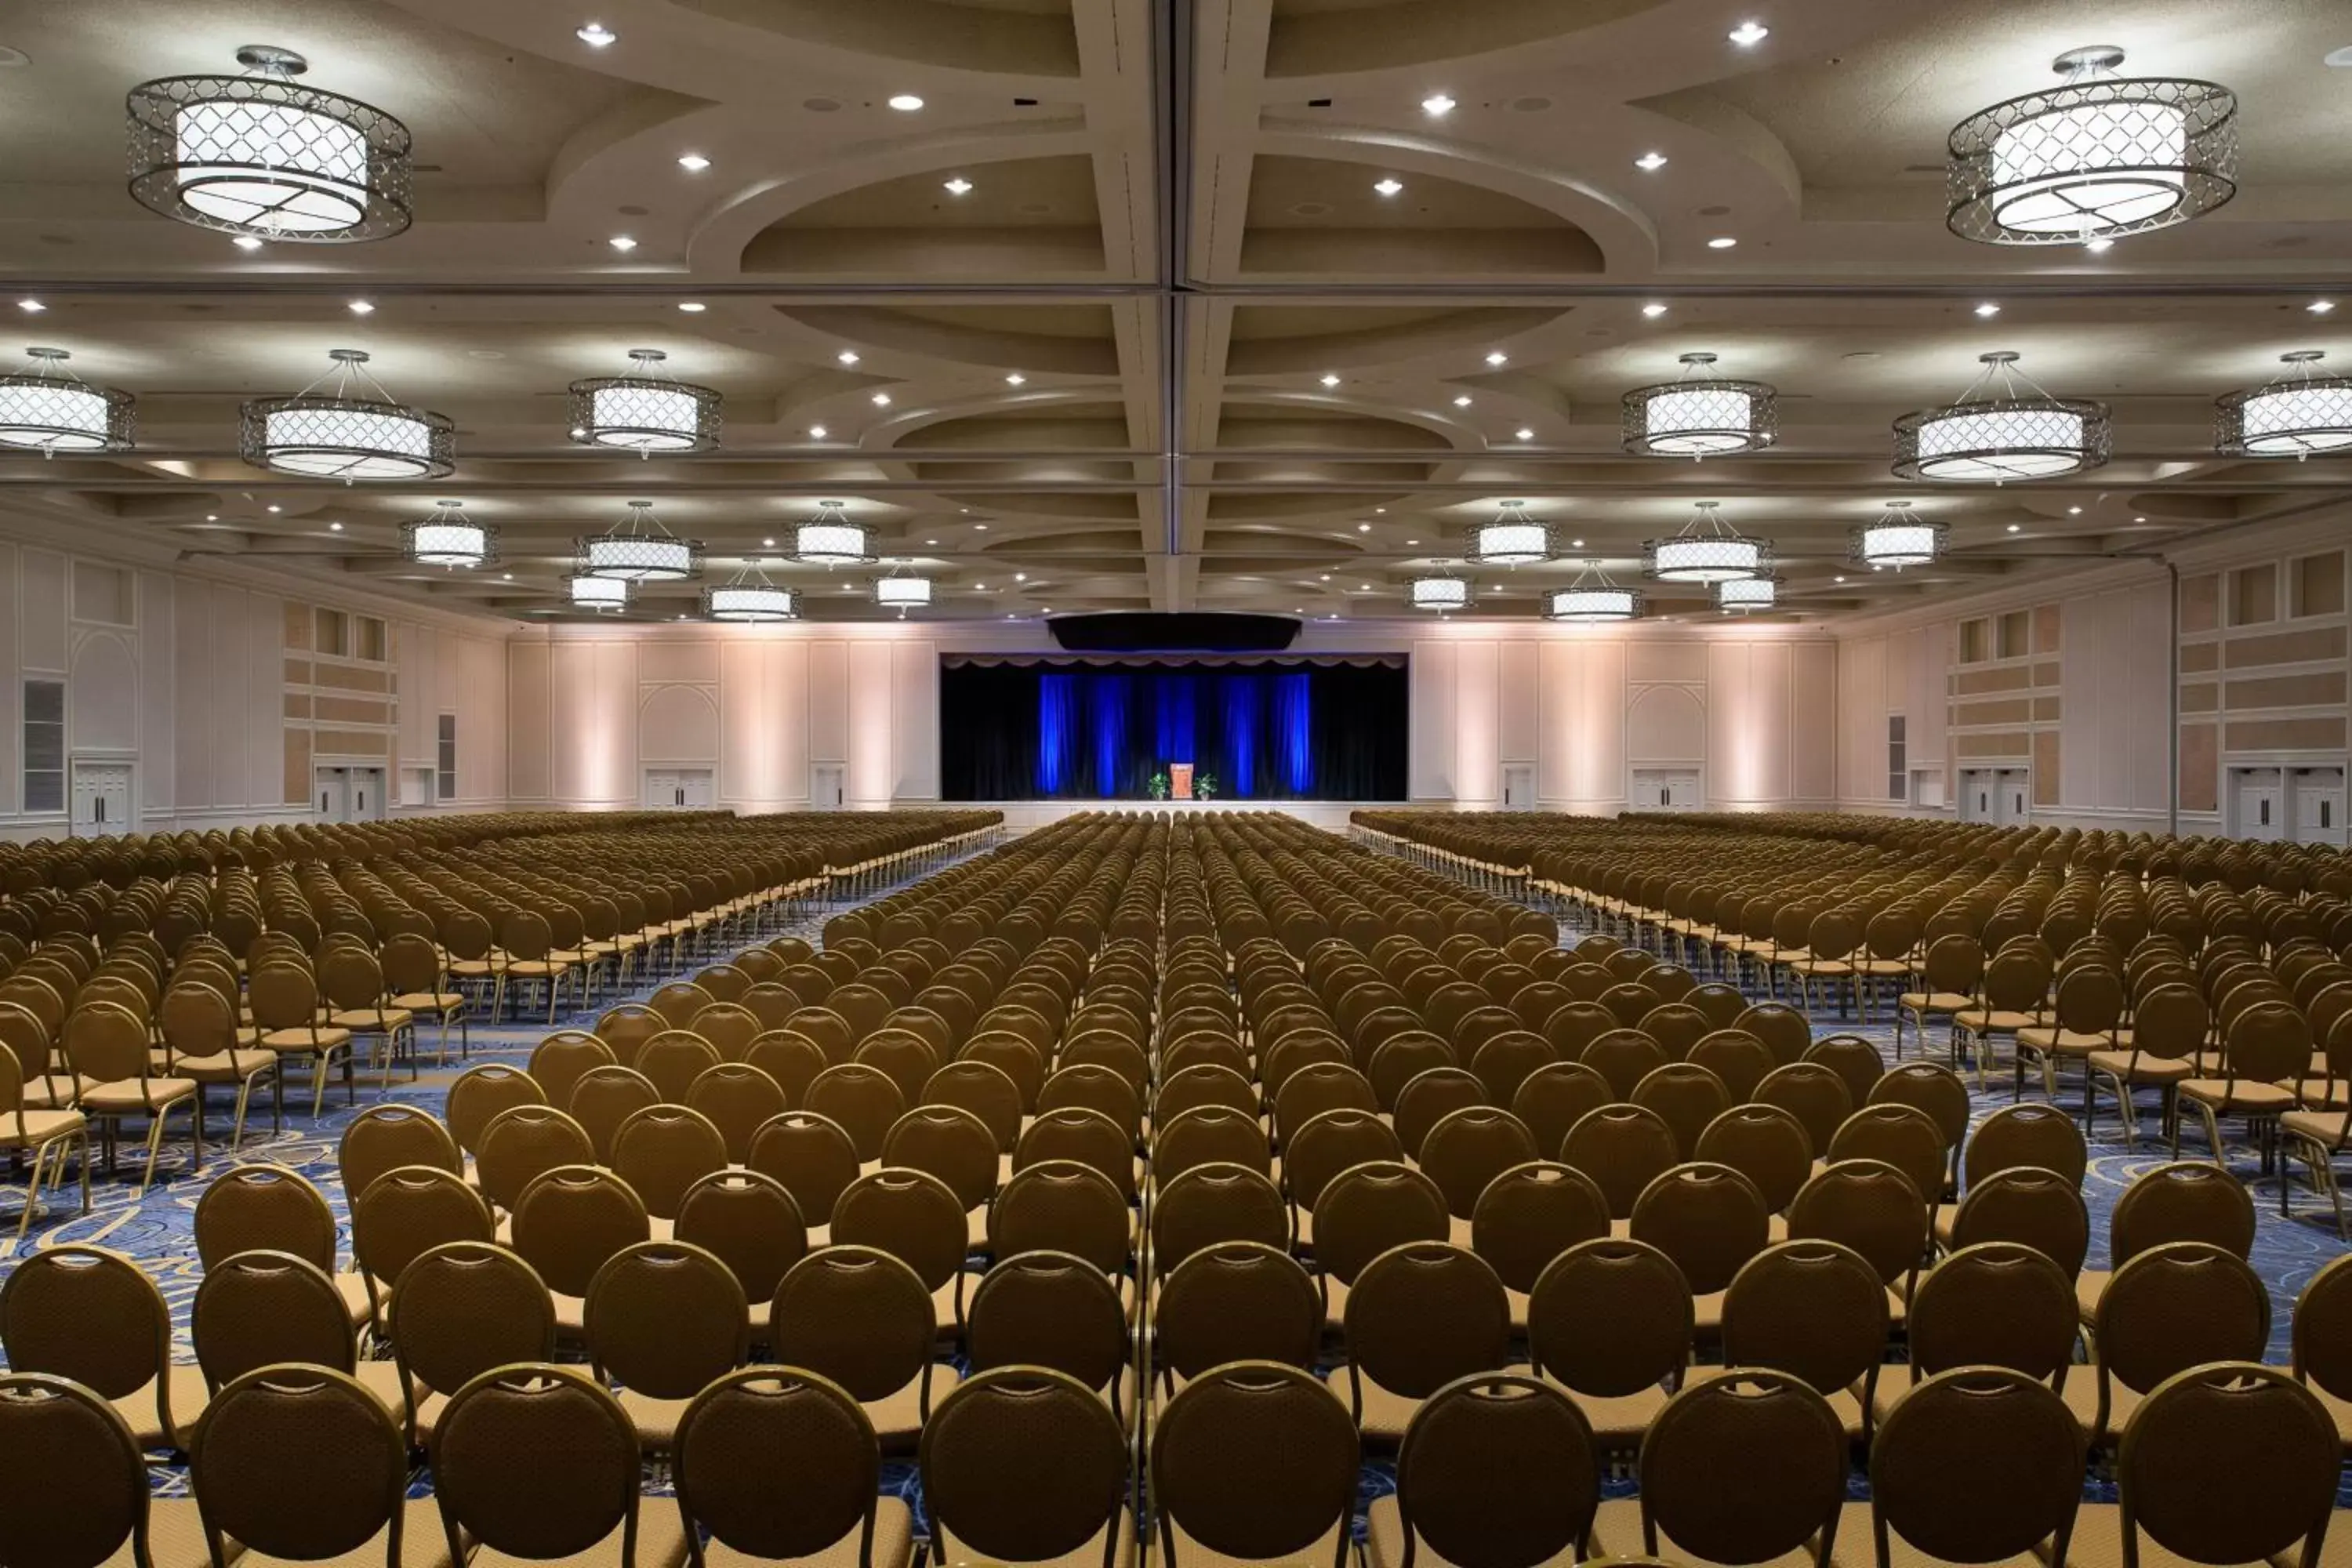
left=1407, top=573, right=1470, bottom=613
left=702, top=560, right=799, bottom=622
left=403, top=499, right=496, bottom=570
left=1468, top=501, right=1554, bottom=567
left=873, top=568, right=934, bottom=615
left=1850, top=501, right=1947, bottom=571
left=1717, top=575, right=1780, bottom=612
left=567, top=349, right=722, bottom=456
left=568, top=573, right=630, bottom=612
left=1621, top=352, right=1777, bottom=459
left=793, top=502, right=877, bottom=566
left=126, top=45, right=412, bottom=243
left=577, top=499, right=704, bottom=582
left=1893, top=352, right=2109, bottom=483
left=1645, top=501, right=1771, bottom=583
left=1544, top=560, right=1641, bottom=624
left=1946, top=45, right=2237, bottom=247
left=241, top=349, right=453, bottom=481
left=2216, top=352, right=2352, bottom=459
left=0, top=348, right=134, bottom=456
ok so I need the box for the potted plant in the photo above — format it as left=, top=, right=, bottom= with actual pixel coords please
left=1147, top=771, right=1169, bottom=800
left=1195, top=772, right=1218, bottom=801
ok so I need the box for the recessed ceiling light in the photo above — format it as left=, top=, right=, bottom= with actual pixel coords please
left=608, top=234, right=637, bottom=252
left=232, top=235, right=263, bottom=252
left=1374, top=506, right=1385, bottom=513
left=1706, top=236, right=1738, bottom=249
left=2310, top=299, right=2337, bottom=314
left=1485, top=351, right=1508, bottom=366
left=328, top=521, right=343, bottom=531
left=2067, top=505, right=2082, bottom=515
left=265, top=504, right=282, bottom=514
left=943, top=177, right=974, bottom=195
left=1406, top=538, right=1420, bottom=546
left=1835, top=575, right=1846, bottom=583
left=871, top=393, right=891, bottom=406
left=1453, top=395, right=1472, bottom=408
left=1357, top=521, right=1371, bottom=532
left=205, top=514, right=218, bottom=521
left=2083, top=237, right=2114, bottom=253
left=1014, top=572, right=1026, bottom=581
left=2007, top=524, right=2022, bottom=532
left=762, top=536, right=776, bottom=547
left=1421, top=93, right=1456, bottom=116
left=2134, top=515, right=2147, bottom=523
left=1005, top=372, right=1025, bottom=386
left=1373, top=178, right=1404, bottom=197
left=887, top=94, right=924, bottom=111
left=808, top=425, right=828, bottom=438
left=15, top=299, right=41, bottom=313
left=676, top=153, right=710, bottom=172
left=1570, top=538, right=1584, bottom=548
left=1634, top=152, right=1669, bottom=172
left=576, top=22, right=616, bottom=46
left=347, top=299, right=374, bottom=315
left=1319, top=373, right=1341, bottom=387
left=1641, top=302, right=1668, bottom=318
left=1515, top=427, right=1535, bottom=441
left=1728, top=20, right=1769, bottom=45
left=501, top=572, right=513, bottom=581
left=677, top=301, right=705, bottom=313
left=1319, top=574, right=1330, bottom=581
left=926, top=538, right=939, bottom=546
left=974, top=523, right=988, bottom=531
left=1974, top=302, right=2001, bottom=318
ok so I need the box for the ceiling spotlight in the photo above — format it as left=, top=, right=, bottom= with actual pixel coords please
left=808, top=425, right=828, bottom=439
left=761, top=536, right=776, bottom=547
left=887, top=94, right=924, bottom=111
left=266, top=504, right=282, bottom=514
left=676, top=154, right=710, bottom=172
left=1406, top=538, right=1419, bottom=545
left=1453, top=395, right=1473, bottom=408
left=1485, top=352, right=1508, bottom=367
left=2007, top=524, right=2022, bottom=533
left=1570, top=538, right=1584, bottom=548
left=1851, top=500, right=1946, bottom=569
left=129, top=44, right=412, bottom=244
left=1421, top=93, right=1456, bottom=116
left=1319, top=573, right=1331, bottom=582
left=1373, top=178, right=1404, bottom=197
left=1005, top=372, right=1026, bottom=386
left=1634, top=152, right=1669, bottom=172
left=871, top=392, right=892, bottom=407
left=837, top=350, right=861, bottom=365
left=1356, top=521, right=1371, bottom=532
left=1946, top=45, right=2238, bottom=247
left=1893, top=350, right=2108, bottom=481
left=2309, top=300, right=2336, bottom=315
left=1641, top=302, right=1669, bottom=318
left=575, top=22, right=616, bottom=46
left=16, top=299, right=42, bottom=314
left=1514, top=428, right=1535, bottom=441
left=1624, top=350, right=1778, bottom=458
left=677, top=301, right=705, bottom=313
left=1728, top=20, right=1770, bottom=45
left=1319, top=373, right=1341, bottom=387
left=1835, top=575, right=1846, bottom=583
left=1014, top=572, right=1027, bottom=582
left=569, top=347, right=722, bottom=454
left=1974, top=302, right=2002, bottom=318
left=0, top=348, right=134, bottom=455
left=347, top=299, right=373, bottom=314
left=242, top=348, right=452, bottom=481
left=327, top=520, right=343, bottom=531
left=942, top=177, right=974, bottom=195
left=2216, top=350, right=2352, bottom=457
left=974, top=522, right=989, bottom=531
left=2067, top=505, right=2083, bottom=514
left=1646, top=501, right=1771, bottom=583
left=608, top=234, right=637, bottom=252
left=232, top=235, right=264, bottom=251
left=579, top=499, right=702, bottom=581
left=501, top=573, right=512, bottom=581
left=1706, top=236, right=1738, bottom=249
left=2084, top=237, right=2114, bottom=253
left=926, top=538, right=938, bottom=546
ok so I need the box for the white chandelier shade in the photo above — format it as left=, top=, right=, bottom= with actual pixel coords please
left=568, top=349, right=722, bottom=454
left=702, top=572, right=799, bottom=622
left=568, top=573, right=630, bottom=611
left=1468, top=503, right=1552, bottom=566
left=1717, top=575, right=1780, bottom=611
left=1893, top=353, right=2108, bottom=482
left=404, top=499, right=496, bottom=569
left=2216, top=352, right=2352, bottom=458
left=1645, top=502, right=1772, bottom=584
left=1544, top=561, right=1642, bottom=623
left=1622, top=353, right=1777, bottom=458
left=1407, top=575, right=1470, bottom=612
left=241, top=349, right=452, bottom=481
left=0, top=349, right=134, bottom=454
left=874, top=574, right=934, bottom=612
left=125, top=46, right=412, bottom=243
left=1946, top=45, right=2237, bottom=245
left=577, top=499, right=704, bottom=582
left=1851, top=505, right=1947, bottom=569
left=794, top=504, right=877, bottom=565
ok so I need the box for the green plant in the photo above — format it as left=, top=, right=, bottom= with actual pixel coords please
left=1147, top=770, right=1169, bottom=800
left=1195, top=771, right=1218, bottom=800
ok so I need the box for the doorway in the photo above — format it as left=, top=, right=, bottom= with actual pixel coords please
left=810, top=763, right=846, bottom=811
left=1630, top=768, right=1701, bottom=810
left=314, top=766, right=386, bottom=824
left=644, top=768, right=715, bottom=809
left=2227, top=766, right=2284, bottom=841
left=71, top=761, right=132, bottom=837
left=1958, top=767, right=2030, bottom=826
left=2291, top=766, right=2347, bottom=846
left=1501, top=764, right=1536, bottom=810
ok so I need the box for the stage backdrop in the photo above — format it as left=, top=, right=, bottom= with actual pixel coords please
left=940, top=655, right=1408, bottom=800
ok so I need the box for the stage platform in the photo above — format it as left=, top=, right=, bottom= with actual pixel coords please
left=968, top=798, right=1410, bottom=831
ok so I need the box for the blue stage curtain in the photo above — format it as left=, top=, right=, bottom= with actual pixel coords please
left=1038, top=673, right=1078, bottom=794
left=1153, top=671, right=1196, bottom=765
left=1091, top=673, right=1128, bottom=796
left=1276, top=672, right=1312, bottom=795
left=1221, top=674, right=1259, bottom=797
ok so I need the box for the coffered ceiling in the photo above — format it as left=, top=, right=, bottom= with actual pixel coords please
left=0, top=0, right=2348, bottom=623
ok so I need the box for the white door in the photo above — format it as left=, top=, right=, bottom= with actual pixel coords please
left=1998, top=768, right=2031, bottom=826
left=644, top=769, right=678, bottom=808
left=2231, top=766, right=2285, bottom=840
left=1630, top=768, right=1700, bottom=810
left=678, top=768, right=714, bottom=808
left=2292, top=767, right=2347, bottom=846
left=315, top=767, right=350, bottom=822
left=1958, top=768, right=1996, bottom=823
left=349, top=767, right=385, bottom=822
left=1501, top=764, right=1536, bottom=810
left=71, top=762, right=132, bottom=837
left=811, top=763, right=845, bottom=811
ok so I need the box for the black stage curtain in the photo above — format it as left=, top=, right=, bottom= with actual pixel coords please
left=940, top=658, right=1408, bottom=801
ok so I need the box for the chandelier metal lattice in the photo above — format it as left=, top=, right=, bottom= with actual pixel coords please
left=2216, top=352, right=2352, bottom=459
left=1717, top=574, right=1780, bottom=612
left=1407, top=574, right=1471, bottom=613
left=241, top=349, right=453, bottom=481
left=1544, top=561, right=1642, bottom=623
left=1622, top=352, right=1778, bottom=459
left=793, top=503, right=877, bottom=565
left=1850, top=502, right=1948, bottom=570
left=126, top=45, right=412, bottom=243
left=702, top=560, right=800, bottom=623
left=0, top=348, right=134, bottom=456
left=567, top=348, right=722, bottom=456
left=1645, top=502, right=1772, bottom=583
left=403, top=499, right=496, bottom=570
left=873, top=568, right=934, bottom=615
left=1893, top=352, right=2109, bottom=483
left=568, top=573, right=630, bottom=612
left=576, top=499, right=704, bottom=582
left=1946, top=45, right=2237, bottom=247
left=1468, top=502, right=1555, bottom=567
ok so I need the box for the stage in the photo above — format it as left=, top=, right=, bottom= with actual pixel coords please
left=965, top=798, right=1411, bottom=831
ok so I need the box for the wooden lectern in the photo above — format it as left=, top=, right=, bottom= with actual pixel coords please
left=1170, top=763, right=1193, bottom=800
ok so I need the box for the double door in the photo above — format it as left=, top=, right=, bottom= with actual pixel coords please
left=644, top=768, right=715, bottom=809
